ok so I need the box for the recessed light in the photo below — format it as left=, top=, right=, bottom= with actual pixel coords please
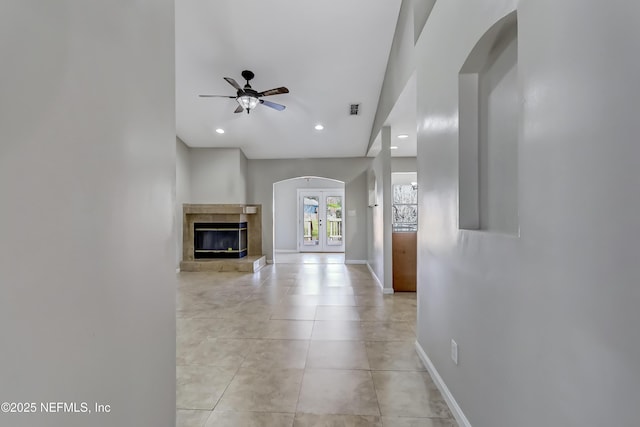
left=397, top=134, right=409, bottom=139
left=314, top=124, right=324, bottom=131
left=390, top=146, right=399, bottom=150
left=215, top=128, right=225, bottom=134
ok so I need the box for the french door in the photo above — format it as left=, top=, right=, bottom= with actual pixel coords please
left=297, top=189, right=345, bottom=252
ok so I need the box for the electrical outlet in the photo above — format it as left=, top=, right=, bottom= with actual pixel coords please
left=451, top=339, right=458, bottom=365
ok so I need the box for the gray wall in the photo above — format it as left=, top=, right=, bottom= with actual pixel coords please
left=368, top=127, right=393, bottom=291
left=415, top=0, right=640, bottom=426
left=176, top=138, right=191, bottom=267
left=239, top=149, right=248, bottom=200
left=189, top=148, right=247, bottom=204
left=247, top=158, right=371, bottom=262
left=412, top=0, right=437, bottom=43
left=274, top=177, right=345, bottom=252
left=392, top=156, right=417, bottom=172
left=477, top=30, right=518, bottom=234
left=392, top=172, right=417, bottom=186
left=0, top=2, right=176, bottom=426
left=368, top=0, right=416, bottom=153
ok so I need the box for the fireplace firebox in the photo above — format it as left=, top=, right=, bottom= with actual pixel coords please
left=194, top=222, right=247, bottom=259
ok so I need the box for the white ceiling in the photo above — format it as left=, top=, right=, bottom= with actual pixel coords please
left=176, top=0, right=402, bottom=159
left=368, top=73, right=417, bottom=158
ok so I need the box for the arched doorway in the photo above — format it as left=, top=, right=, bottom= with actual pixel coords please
left=273, top=176, right=345, bottom=264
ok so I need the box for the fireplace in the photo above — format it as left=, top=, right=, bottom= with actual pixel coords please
left=181, top=204, right=264, bottom=272
left=194, top=222, right=247, bottom=259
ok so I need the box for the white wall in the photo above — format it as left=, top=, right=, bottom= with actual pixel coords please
left=0, top=2, right=176, bottom=426
left=189, top=148, right=247, bottom=204
left=247, top=158, right=371, bottom=262
left=415, top=1, right=640, bottom=426
left=176, top=137, right=191, bottom=267
left=274, top=177, right=344, bottom=251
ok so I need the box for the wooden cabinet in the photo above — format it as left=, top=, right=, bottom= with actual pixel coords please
left=392, top=232, right=417, bottom=292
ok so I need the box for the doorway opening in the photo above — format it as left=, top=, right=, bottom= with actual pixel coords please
left=298, top=189, right=345, bottom=252
left=273, top=176, right=345, bottom=264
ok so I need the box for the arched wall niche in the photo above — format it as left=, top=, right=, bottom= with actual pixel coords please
left=459, top=11, right=519, bottom=235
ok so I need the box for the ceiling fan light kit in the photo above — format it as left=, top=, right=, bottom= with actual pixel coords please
left=237, top=95, right=259, bottom=110
left=199, top=70, right=289, bottom=114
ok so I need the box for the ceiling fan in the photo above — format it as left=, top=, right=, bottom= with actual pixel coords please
left=199, top=70, right=289, bottom=114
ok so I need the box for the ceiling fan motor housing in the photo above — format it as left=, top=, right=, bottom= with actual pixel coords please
left=241, top=70, right=255, bottom=82
left=199, top=70, right=288, bottom=114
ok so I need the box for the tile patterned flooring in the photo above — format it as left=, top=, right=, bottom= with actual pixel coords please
left=177, top=262, right=458, bottom=427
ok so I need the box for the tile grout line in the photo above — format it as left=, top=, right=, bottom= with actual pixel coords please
left=293, top=318, right=316, bottom=419
left=205, top=339, right=245, bottom=417
left=368, top=363, right=384, bottom=423
left=178, top=264, right=424, bottom=426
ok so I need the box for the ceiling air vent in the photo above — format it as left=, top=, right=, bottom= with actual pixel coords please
left=349, top=103, right=360, bottom=116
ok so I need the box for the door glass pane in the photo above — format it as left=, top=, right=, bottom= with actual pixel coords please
left=303, top=196, right=319, bottom=246
left=325, top=196, right=342, bottom=246
left=392, top=184, right=418, bottom=232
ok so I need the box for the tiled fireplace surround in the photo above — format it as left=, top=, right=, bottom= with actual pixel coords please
left=180, top=204, right=266, bottom=273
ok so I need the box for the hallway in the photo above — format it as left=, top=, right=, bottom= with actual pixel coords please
left=176, top=263, right=457, bottom=426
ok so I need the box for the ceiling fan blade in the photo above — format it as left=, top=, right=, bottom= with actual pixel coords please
left=258, top=87, right=289, bottom=97
left=234, top=105, right=244, bottom=113
left=199, top=95, right=235, bottom=98
left=260, top=99, right=286, bottom=111
left=224, top=77, right=242, bottom=91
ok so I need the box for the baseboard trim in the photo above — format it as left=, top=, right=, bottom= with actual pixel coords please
left=266, top=259, right=274, bottom=264
left=345, top=259, right=367, bottom=265
left=365, top=262, right=394, bottom=294
left=366, top=262, right=385, bottom=293
left=274, top=249, right=299, bottom=253
left=414, top=341, right=472, bottom=427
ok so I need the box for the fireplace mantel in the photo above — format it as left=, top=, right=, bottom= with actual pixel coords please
left=180, top=204, right=265, bottom=272
left=183, top=204, right=258, bottom=215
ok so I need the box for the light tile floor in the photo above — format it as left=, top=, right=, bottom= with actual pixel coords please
left=274, top=252, right=346, bottom=264
left=177, top=263, right=458, bottom=427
